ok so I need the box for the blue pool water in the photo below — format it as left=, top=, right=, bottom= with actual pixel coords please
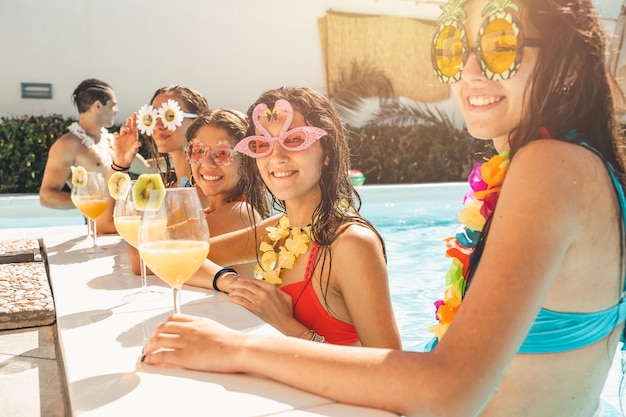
left=0, top=194, right=85, bottom=229
left=0, top=186, right=623, bottom=412
left=358, top=183, right=464, bottom=351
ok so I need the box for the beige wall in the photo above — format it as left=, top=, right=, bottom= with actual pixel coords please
left=0, top=0, right=619, bottom=123
left=0, top=0, right=441, bottom=121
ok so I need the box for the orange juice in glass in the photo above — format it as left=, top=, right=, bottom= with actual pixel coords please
left=138, top=188, right=209, bottom=314
left=140, top=240, right=209, bottom=288
left=71, top=171, right=108, bottom=254
left=74, top=197, right=108, bottom=220
left=113, top=180, right=168, bottom=302
left=114, top=215, right=141, bottom=248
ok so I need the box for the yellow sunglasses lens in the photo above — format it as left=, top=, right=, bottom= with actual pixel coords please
left=433, top=25, right=465, bottom=78
left=480, top=18, right=518, bottom=75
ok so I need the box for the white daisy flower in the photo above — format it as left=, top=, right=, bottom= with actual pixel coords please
left=136, top=104, right=159, bottom=135
left=158, top=99, right=185, bottom=131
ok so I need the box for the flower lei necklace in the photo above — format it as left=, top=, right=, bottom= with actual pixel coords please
left=254, top=215, right=312, bottom=285
left=428, top=151, right=510, bottom=342
left=68, top=122, right=112, bottom=166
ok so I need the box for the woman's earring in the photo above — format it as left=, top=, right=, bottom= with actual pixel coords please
left=324, top=156, right=330, bottom=166
left=190, top=175, right=196, bottom=186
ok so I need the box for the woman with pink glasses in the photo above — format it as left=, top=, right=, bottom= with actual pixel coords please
left=185, top=86, right=401, bottom=349
left=183, top=109, right=270, bottom=277
left=114, top=85, right=209, bottom=275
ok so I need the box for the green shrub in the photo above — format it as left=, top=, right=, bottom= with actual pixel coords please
left=0, top=114, right=492, bottom=194
left=0, top=115, right=72, bottom=193
left=346, top=119, right=495, bottom=184
left=0, top=116, right=154, bottom=194
left=339, top=102, right=496, bottom=184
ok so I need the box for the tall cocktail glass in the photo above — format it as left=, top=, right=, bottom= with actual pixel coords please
left=138, top=188, right=209, bottom=314
left=71, top=171, right=108, bottom=254
left=114, top=181, right=166, bottom=302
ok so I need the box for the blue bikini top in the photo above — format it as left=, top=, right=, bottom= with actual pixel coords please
left=518, top=141, right=626, bottom=354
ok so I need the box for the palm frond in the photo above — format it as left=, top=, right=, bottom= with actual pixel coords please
left=368, top=102, right=458, bottom=133
left=330, top=60, right=395, bottom=110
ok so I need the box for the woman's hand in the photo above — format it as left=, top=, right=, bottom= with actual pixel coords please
left=227, top=277, right=299, bottom=335
left=112, top=113, right=141, bottom=168
left=142, top=314, right=244, bottom=372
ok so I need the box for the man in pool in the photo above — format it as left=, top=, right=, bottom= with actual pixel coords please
left=39, top=78, right=150, bottom=234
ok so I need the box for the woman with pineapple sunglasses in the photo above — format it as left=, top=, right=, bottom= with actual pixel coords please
left=143, top=1, right=626, bottom=415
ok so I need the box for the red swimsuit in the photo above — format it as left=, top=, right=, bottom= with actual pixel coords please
left=280, top=243, right=360, bottom=345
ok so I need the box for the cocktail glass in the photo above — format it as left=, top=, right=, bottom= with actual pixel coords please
left=71, top=171, right=108, bottom=254
left=138, top=188, right=209, bottom=314
left=113, top=181, right=166, bottom=302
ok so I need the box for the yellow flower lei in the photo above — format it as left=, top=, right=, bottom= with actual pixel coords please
left=254, top=216, right=312, bottom=285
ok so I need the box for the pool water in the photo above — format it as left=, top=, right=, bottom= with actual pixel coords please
left=0, top=194, right=85, bottom=229
left=358, top=184, right=462, bottom=352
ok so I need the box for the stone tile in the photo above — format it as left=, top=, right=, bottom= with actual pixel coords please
left=0, top=262, right=55, bottom=331
left=0, top=326, right=57, bottom=359
left=0, top=353, right=66, bottom=417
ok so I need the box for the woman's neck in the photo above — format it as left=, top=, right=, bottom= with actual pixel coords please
left=492, top=136, right=510, bottom=153
left=169, top=150, right=191, bottom=186
left=206, top=192, right=237, bottom=212
left=284, top=199, right=319, bottom=229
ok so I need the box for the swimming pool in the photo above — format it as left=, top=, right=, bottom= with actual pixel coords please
left=0, top=186, right=622, bottom=411
left=0, top=194, right=85, bottom=228
left=357, top=183, right=466, bottom=351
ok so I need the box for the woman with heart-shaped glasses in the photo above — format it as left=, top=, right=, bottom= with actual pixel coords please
left=182, top=86, right=402, bottom=349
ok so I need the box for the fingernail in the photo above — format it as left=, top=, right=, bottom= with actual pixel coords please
left=140, top=355, right=146, bottom=363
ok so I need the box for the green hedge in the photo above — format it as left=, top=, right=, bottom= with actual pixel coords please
left=0, top=115, right=151, bottom=194
left=0, top=114, right=490, bottom=193
left=0, top=115, right=72, bottom=193
left=346, top=123, right=493, bottom=184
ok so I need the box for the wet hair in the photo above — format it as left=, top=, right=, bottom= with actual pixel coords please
left=143, top=85, right=210, bottom=184
left=466, top=0, right=626, bottom=347
left=244, top=86, right=386, bottom=317
left=71, top=79, right=113, bottom=113
left=149, top=85, right=209, bottom=116
left=522, top=2, right=625, bottom=409
left=185, top=109, right=271, bottom=219
left=510, top=0, right=626, bottom=182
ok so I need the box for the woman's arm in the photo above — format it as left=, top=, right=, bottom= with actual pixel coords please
left=332, top=224, right=402, bottom=348
left=144, top=140, right=586, bottom=417
left=207, top=214, right=281, bottom=265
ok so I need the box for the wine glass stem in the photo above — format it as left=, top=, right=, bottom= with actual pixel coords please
left=91, top=220, right=98, bottom=249
left=173, top=287, right=181, bottom=314
left=140, top=257, right=148, bottom=290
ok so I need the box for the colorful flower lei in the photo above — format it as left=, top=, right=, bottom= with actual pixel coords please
left=254, top=216, right=312, bottom=285
left=428, top=151, right=510, bottom=341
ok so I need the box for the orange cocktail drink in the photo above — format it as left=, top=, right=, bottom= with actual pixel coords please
left=139, top=240, right=210, bottom=288
left=74, top=197, right=108, bottom=220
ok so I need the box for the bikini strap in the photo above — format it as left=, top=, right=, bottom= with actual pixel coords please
left=304, top=242, right=320, bottom=281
